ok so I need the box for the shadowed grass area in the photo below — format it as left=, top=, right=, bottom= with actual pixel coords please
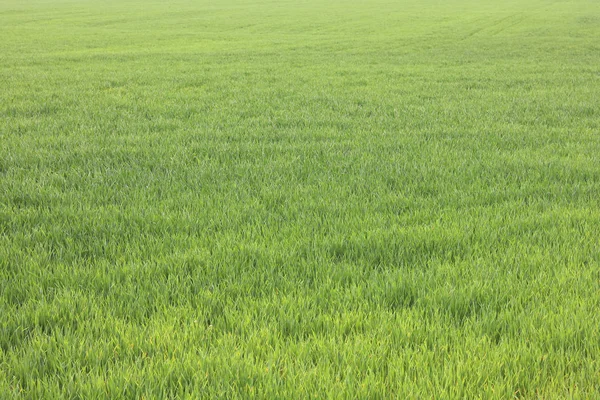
left=1, top=0, right=600, bottom=397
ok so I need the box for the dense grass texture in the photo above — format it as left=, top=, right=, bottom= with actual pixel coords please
left=1, top=0, right=600, bottom=397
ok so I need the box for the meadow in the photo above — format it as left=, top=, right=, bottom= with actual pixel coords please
left=1, top=0, right=599, bottom=397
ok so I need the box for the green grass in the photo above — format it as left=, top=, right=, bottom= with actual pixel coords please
left=1, top=0, right=600, bottom=397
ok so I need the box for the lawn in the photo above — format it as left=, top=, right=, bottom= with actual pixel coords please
left=1, top=0, right=599, bottom=397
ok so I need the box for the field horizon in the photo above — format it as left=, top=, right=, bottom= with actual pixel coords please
left=1, top=0, right=599, bottom=397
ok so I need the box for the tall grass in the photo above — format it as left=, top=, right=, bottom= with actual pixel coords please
left=1, top=0, right=599, bottom=397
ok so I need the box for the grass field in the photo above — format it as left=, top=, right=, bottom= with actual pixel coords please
left=1, top=0, right=600, bottom=397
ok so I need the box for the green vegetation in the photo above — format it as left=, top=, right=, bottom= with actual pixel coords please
left=1, top=0, right=599, bottom=397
